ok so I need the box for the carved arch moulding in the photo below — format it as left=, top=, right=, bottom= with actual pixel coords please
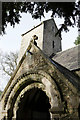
left=2, top=70, right=64, bottom=120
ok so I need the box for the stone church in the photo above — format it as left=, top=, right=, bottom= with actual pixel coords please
left=0, top=19, right=80, bottom=120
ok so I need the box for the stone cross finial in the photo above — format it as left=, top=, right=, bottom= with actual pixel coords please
left=31, top=35, right=38, bottom=46
left=32, top=35, right=38, bottom=40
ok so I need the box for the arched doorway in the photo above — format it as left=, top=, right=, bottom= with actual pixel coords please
left=16, top=87, right=51, bottom=120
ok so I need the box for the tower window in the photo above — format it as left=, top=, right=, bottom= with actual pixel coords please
left=53, top=41, right=54, bottom=48
left=52, top=26, right=54, bottom=31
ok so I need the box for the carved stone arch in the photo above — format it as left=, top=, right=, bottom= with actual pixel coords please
left=4, top=70, right=62, bottom=110
left=5, top=71, right=63, bottom=119
left=13, top=83, right=46, bottom=119
left=15, top=85, right=51, bottom=120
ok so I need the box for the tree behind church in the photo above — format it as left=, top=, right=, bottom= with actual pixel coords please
left=0, top=51, right=18, bottom=78
left=74, top=35, right=80, bottom=45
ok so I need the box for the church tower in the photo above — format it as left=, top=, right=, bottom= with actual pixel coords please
left=18, top=19, right=62, bottom=62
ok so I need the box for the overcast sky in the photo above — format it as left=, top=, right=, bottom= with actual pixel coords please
left=0, top=12, right=78, bottom=90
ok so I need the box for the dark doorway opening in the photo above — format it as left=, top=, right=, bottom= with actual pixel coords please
left=16, top=87, right=51, bottom=120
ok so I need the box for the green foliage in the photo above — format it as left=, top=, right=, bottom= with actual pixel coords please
left=2, top=2, right=80, bottom=35
left=74, top=35, right=80, bottom=45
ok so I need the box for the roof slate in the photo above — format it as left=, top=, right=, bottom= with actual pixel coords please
left=53, top=44, right=80, bottom=71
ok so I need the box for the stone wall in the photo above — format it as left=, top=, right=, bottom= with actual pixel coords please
left=43, top=19, right=62, bottom=56
left=18, top=23, right=43, bottom=63
left=0, top=42, right=79, bottom=120
left=75, top=70, right=80, bottom=77
left=18, top=19, right=62, bottom=63
left=0, top=19, right=80, bottom=120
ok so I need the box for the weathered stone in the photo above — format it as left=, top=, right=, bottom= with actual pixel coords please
left=0, top=19, right=80, bottom=120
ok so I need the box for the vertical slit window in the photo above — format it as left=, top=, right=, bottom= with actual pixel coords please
left=53, top=41, right=54, bottom=48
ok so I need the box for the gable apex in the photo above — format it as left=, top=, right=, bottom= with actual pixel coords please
left=18, top=18, right=62, bottom=63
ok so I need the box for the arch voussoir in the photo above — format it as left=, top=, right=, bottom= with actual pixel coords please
left=3, top=71, right=63, bottom=120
